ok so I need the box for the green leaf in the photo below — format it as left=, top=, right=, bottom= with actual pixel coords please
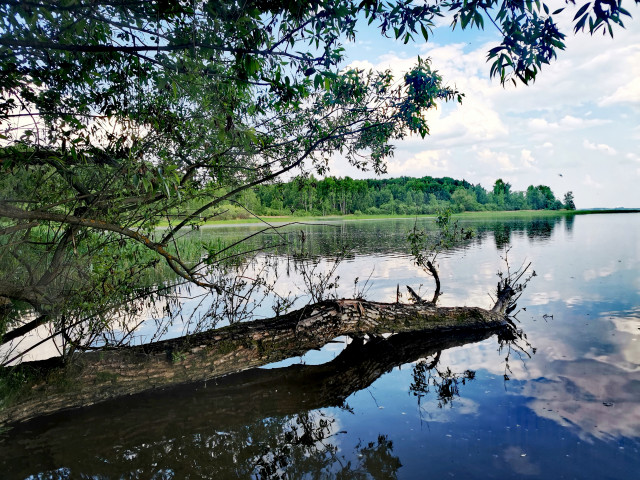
left=460, top=13, right=470, bottom=30
left=420, top=24, right=429, bottom=42
left=573, top=3, right=591, bottom=21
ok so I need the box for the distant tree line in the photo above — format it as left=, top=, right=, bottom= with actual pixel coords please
left=195, top=176, right=576, bottom=219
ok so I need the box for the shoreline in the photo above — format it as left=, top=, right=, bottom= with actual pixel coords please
left=156, top=209, right=640, bottom=228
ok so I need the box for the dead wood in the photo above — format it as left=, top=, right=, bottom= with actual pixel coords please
left=0, top=298, right=508, bottom=425
left=406, top=285, right=429, bottom=304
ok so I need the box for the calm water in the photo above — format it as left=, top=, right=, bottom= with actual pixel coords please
left=1, top=213, right=639, bottom=479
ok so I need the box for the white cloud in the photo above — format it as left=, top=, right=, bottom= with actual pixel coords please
left=424, top=98, right=509, bottom=146
left=356, top=48, right=509, bottom=149
left=528, top=118, right=557, bottom=130
left=520, top=149, right=535, bottom=169
left=528, top=115, right=610, bottom=132
left=583, top=139, right=617, bottom=156
left=346, top=59, right=375, bottom=71
left=338, top=2, right=640, bottom=207
left=583, top=174, right=604, bottom=189
left=599, top=77, right=640, bottom=106
left=560, top=115, right=609, bottom=128
left=476, top=147, right=514, bottom=171
left=387, top=149, right=450, bottom=175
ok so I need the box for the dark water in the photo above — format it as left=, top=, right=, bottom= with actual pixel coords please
left=1, top=213, right=639, bottom=479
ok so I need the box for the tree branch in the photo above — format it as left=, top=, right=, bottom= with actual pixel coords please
left=0, top=202, right=219, bottom=292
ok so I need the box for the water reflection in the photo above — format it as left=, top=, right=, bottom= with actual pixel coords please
left=464, top=215, right=565, bottom=250
left=3, top=213, right=640, bottom=479
left=4, top=214, right=575, bottom=363
left=0, top=327, right=509, bottom=478
left=193, top=213, right=572, bottom=260
left=519, top=304, right=640, bottom=443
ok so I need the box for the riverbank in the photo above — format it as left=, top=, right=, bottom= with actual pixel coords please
left=158, top=209, right=596, bottom=227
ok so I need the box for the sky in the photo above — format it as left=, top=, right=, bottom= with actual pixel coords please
left=327, top=3, right=640, bottom=209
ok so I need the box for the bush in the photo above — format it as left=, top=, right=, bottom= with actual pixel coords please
left=366, top=206, right=381, bottom=215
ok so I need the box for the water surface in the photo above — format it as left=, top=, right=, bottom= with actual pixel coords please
left=1, top=213, right=639, bottom=479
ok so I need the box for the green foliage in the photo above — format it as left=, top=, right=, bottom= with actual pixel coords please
left=246, top=175, right=567, bottom=217
left=171, top=350, right=187, bottom=364
left=0, top=364, right=40, bottom=409
left=94, top=371, right=119, bottom=384
left=564, top=191, right=576, bottom=210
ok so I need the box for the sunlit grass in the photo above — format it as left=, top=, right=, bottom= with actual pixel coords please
left=156, top=209, right=589, bottom=227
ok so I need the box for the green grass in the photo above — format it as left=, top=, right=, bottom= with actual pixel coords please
left=453, top=210, right=575, bottom=219
left=157, top=209, right=589, bottom=227
left=571, top=208, right=640, bottom=215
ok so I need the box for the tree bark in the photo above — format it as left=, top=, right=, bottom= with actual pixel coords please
left=0, top=298, right=508, bottom=425
left=426, top=260, right=441, bottom=303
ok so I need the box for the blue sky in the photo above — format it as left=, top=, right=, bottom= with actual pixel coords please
left=328, top=3, right=640, bottom=208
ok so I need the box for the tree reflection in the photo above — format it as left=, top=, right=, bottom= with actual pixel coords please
left=564, top=214, right=575, bottom=233
left=2, top=321, right=536, bottom=479
left=468, top=216, right=564, bottom=250
left=498, top=318, right=535, bottom=381
left=5, top=410, right=401, bottom=479
left=409, top=315, right=535, bottom=412
left=410, top=351, right=476, bottom=409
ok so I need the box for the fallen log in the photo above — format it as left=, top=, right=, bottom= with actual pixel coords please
left=0, top=298, right=509, bottom=425
left=1, top=327, right=501, bottom=476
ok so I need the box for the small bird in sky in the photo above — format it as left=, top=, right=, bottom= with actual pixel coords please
left=558, top=173, right=563, bottom=177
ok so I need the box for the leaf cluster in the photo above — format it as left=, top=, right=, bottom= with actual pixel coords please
left=408, top=208, right=474, bottom=271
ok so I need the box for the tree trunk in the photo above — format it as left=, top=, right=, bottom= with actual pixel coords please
left=1, top=298, right=508, bottom=425
left=426, top=260, right=441, bottom=303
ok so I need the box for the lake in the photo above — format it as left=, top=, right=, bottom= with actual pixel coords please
left=1, top=213, right=639, bottom=479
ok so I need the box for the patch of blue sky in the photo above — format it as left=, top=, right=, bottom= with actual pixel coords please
left=325, top=4, right=640, bottom=209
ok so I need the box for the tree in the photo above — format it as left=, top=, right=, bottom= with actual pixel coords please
left=408, top=209, right=474, bottom=304
left=564, top=191, right=577, bottom=210
left=1, top=2, right=464, bottom=354
left=493, top=179, right=511, bottom=197
left=525, top=184, right=560, bottom=210
left=451, top=187, right=480, bottom=212
left=0, top=0, right=635, bottom=359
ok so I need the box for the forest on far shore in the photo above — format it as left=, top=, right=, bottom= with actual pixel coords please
left=194, top=176, right=576, bottom=220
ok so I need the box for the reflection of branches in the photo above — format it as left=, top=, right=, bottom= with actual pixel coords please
left=3, top=408, right=401, bottom=480
left=410, top=352, right=476, bottom=409
left=353, top=435, right=402, bottom=479
left=498, top=318, right=536, bottom=382
left=352, top=268, right=375, bottom=300
left=408, top=209, right=475, bottom=305
left=2, top=324, right=507, bottom=477
left=253, top=411, right=339, bottom=480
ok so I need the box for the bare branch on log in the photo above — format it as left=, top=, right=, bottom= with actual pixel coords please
left=491, top=253, right=535, bottom=314
left=406, top=285, right=428, bottom=304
